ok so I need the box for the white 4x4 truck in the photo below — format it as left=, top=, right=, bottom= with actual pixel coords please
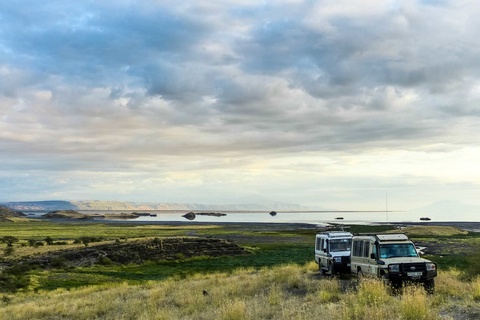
left=315, top=231, right=353, bottom=275
left=350, top=233, right=437, bottom=292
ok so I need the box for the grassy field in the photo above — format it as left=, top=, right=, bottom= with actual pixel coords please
left=1, top=219, right=480, bottom=319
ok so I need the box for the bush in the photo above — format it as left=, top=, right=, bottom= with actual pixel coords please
left=34, top=241, right=44, bottom=247
left=99, top=256, right=113, bottom=265
left=50, top=257, right=67, bottom=268
left=44, top=237, right=54, bottom=245
left=76, top=237, right=105, bottom=247
left=0, top=273, right=29, bottom=293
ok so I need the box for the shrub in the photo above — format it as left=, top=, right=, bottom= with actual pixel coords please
left=50, top=257, right=67, bottom=268
left=0, top=272, right=29, bottom=293
left=99, top=257, right=113, bottom=265
left=44, top=237, right=54, bottom=245
left=34, top=241, right=44, bottom=247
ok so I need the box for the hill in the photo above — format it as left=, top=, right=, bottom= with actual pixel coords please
left=1, top=200, right=311, bottom=212
left=0, top=205, right=26, bottom=222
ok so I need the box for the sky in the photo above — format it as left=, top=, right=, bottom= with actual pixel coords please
left=1, top=0, right=480, bottom=211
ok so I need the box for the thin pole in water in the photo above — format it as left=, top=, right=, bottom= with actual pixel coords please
left=385, top=192, right=388, bottom=222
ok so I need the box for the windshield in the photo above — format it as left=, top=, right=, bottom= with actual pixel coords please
left=329, top=239, right=352, bottom=252
left=379, top=243, right=418, bottom=258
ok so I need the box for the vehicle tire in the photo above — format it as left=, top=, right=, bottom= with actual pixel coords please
left=424, top=279, right=435, bottom=294
left=320, top=264, right=326, bottom=275
left=330, top=263, right=336, bottom=276
left=357, top=268, right=364, bottom=277
left=352, top=268, right=363, bottom=289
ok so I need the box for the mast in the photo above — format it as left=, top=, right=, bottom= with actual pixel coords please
left=385, top=192, right=388, bottom=222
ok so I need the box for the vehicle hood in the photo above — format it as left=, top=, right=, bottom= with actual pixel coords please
left=383, top=257, right=432, bottom=264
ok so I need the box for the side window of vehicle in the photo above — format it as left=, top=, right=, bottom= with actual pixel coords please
left=353, top=240, right=364, bottom=257
left=316, top=238, right=321, bottom=250
left=363, top=241, right=370, bottom=257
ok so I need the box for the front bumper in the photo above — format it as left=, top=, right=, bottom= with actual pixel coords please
left=385, top=270, right=437, bottom=282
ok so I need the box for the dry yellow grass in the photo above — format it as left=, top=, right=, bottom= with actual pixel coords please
left=1, top=264, right=479, bottom=320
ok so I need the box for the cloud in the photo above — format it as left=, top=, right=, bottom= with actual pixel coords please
left=2, top=0, right=480, bottom=208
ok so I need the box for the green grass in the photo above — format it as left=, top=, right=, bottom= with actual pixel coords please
left=0, top=220, right=206, bottom=239
left=30, top=243, right=313, bottom=291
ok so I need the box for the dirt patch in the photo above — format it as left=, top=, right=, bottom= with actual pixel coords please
left=413, top=240, right=477, bottom=256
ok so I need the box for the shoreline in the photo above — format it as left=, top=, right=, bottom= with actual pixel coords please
left=32, top=216, right=480, bottom=232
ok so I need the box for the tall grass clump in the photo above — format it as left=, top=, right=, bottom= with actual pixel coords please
left=435, top=269, right=467, bottom=298
left=219, top=298, right=247, bottom=320
left=399, top=285, right=435, bottom=320
left=267, top=263, right=304, bottom=288
left=471, top=277, right=480, bottom=302
left=341, top=278, right=394, bottom=319
left=314, top=278, right=341, bottom=303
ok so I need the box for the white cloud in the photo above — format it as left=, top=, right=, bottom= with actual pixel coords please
left=1, top=0, right=480, bottom=210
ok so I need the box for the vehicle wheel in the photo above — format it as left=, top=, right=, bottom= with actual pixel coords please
left=318, top=261, right=326, bottom=276
left=330, top=263, right=336, bottom=276
left=424, top=279, right=435, bottom=294
left=357, top=268, right=364, bottom=277
left=352, top=268, right=363, bottom=289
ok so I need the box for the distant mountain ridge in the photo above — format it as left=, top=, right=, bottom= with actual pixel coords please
left=1, top=200, right=311, bottom=212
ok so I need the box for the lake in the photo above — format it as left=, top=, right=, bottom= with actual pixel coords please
left=25, top=209, right=477, bottom=224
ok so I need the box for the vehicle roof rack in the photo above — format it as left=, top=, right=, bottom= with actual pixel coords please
left=353, top=233, right=409, bottom=242
left=317, top=231, right=353, bottom=238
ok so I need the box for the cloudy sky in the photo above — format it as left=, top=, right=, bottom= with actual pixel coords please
left=1, top=0, right=480, bottom=211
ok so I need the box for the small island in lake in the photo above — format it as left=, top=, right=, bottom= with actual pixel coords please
left=182, top=212, right=227, bottom=220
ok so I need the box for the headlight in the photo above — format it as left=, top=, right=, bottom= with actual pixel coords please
left=388, top=264, right=400, bottom=273
left=426, top=263, right=436, bottom=271
left=333, top=256, right=342, bottom=263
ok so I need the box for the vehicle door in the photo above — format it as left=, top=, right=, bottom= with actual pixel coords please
left=352, top=239, right=369, bottom=275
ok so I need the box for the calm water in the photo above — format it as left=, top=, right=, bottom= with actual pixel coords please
left=26, top=210, right=478, bottom=224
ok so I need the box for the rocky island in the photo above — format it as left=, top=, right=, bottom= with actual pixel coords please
left=182, top=212, right=227, bottom=220
left=41, top=210, right=142, bottom=220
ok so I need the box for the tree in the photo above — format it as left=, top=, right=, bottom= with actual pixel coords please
left=1, top=236, right=19, bottom=247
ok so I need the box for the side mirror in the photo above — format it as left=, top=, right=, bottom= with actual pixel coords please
left=370, top=253, right=376, bottom=260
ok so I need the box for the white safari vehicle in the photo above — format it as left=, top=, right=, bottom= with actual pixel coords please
left=315, top=231, right=353, bottom=275
left=350, top=233, right=437, bottom=291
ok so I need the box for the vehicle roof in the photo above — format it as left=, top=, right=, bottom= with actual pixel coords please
left=352, top=233, right=410, bottom=242
left=316, top=231, right=353, bottom=238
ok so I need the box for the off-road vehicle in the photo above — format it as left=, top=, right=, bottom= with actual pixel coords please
left=350, top=233, right=437, bottom=291
left=315, top=231, right=353, bottom=275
